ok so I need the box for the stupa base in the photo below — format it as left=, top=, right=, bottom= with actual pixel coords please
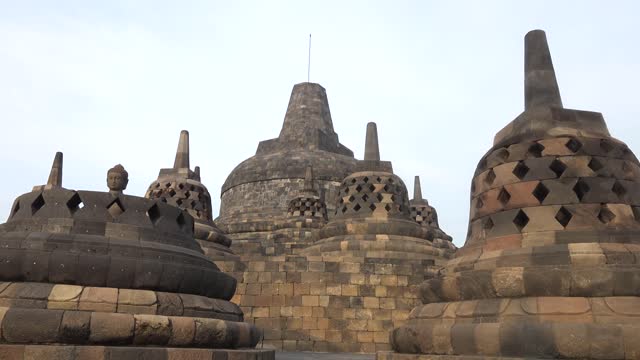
left=377, top=352, right=524, bottom=360
left=0, top=344, right=275, bottom=359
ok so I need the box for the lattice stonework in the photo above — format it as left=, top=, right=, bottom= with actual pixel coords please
left=468, top=136, right=640, bottom=240
left=146, top=180, right=212, bottom=222
left=334, top=173, right=410, bottom=219
left=287, top=196, right=327, bottom=219
left=410, top=204, right=439, bottom=228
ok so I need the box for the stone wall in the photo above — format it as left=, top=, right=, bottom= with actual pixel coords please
left=208, top=228, right=452, bottom=353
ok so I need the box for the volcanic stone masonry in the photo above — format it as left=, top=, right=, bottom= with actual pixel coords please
left=382, top=30, right=640, bottom=360
left=208, top=82, right=455, bottom=352
left=0, top=153, right=273, bottom=359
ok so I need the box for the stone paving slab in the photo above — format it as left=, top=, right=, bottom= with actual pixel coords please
left=277, top=351, right=375, bottom=360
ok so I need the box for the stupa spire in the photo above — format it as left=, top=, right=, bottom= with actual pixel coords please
left=173, top=130, right=190, bottom=169
left=364, top=122, right=380, bottom=161
left=46, top=152, right=63, bottom=188
left=524, top=29, right=563, bottom=110
left=413, top=176, right=422, bottom=201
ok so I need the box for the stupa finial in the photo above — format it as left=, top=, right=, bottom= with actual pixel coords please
left=524, top=29, right=563, bottom=110
left=364, top=122, right=380, bottom=161
left=413, top=176, right=423, bottom=201
left=173, top=130, right=190, bottom=169
left=46, top=152, right=63, bottom=188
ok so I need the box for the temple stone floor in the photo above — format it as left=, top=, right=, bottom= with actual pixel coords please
left=277, top=352, right=375, bottom=360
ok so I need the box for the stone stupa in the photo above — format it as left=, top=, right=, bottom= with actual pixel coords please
left=299, top=122, right=457, bottom=353
left=145, top=130, right=236, bottom=265
left=383, top=30, right=640, bottom=360
left=0, top=152, right=272, bottom=359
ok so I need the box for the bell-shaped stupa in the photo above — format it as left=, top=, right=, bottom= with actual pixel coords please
left=216, top=83, right=358, bottom=249
left=0, top=153, right=271, bottom=358
left=409, top=176, right=453, bottom=245
left=300, top=122, right=456, bottom=353
left=384, top=30, right=640, bottom=360
left=145, top=130, right=235, bottom=262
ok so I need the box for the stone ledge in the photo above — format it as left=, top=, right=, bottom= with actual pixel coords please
left=0, top=344, right=275, bottom=360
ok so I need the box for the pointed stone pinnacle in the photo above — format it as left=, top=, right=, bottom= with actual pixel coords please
left=413, top=176, right=423, bottom=201
left=173, top=130, right=190, bottom=169
left=364, top=122, right=380, bottom=161
left=524, top=29, right=563, bottom=110
left=303, top=165, right=315, bottom=192
left=47, top=152, right=63, bottom=187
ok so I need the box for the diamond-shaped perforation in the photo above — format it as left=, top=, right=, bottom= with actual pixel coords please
left=612, top=181, right=627, bottom=199
left=376, top=193, right=384, bottom=202
left=588, top=157, right=604, bottom=173
left=485, top=169, right=496, bottom=185
left=348, top=195, right=355, bottom=203
left=178, top=183, right=184, bottom=190
left=176, top=212, right=187, bottom=229
left=565, top=138, right=583, bottom=153
left=598, top=205, right=616, bottom=224
left=31, top=194, right=45, bottom=215
left=147, top=204, right=161, bottom=224
left=361, top=194, right=369, bottom=202
left=600, top=139, right=615, bottom=153
left=513, top=210, right=529, bottom=231
left=368, top=184, right=376, bottom=192
left=512, top=161, right=529, bottom=180
left=369, top=203, right=376, bottom=211
left=355, top=185, right=362, bottom=192
left=168, top=189, right=176, bottom=197
left=384, top=204, right=392, bottom=212
left=484, top=217, right=494, bottom=230
left=353, top=204, right=361, bottom=212
left=497, top=188, right=511, bottom=205
left=555, top=206, right=572, bottom=227
left=66, top=193, right=84, bottom=214
left=363, top=177, right=369, bottom=183
left=528, top=143, right=545, bottom=158
left=107, top=198, right=125, bottom=218
left=176, top=198, right=183, bottom=206
left=549, top=159, right=567, bottom=178
left=164, top=182, right=171, bottom=188
left=573, top=179, right=590, bottom=202
left=532, top=182, right=550, bottom=203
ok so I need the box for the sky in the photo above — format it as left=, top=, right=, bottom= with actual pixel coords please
left=0, top=1, right=638, bottom=246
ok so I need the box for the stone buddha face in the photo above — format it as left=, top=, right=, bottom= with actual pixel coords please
left=107, top=164, right=129, bottom=193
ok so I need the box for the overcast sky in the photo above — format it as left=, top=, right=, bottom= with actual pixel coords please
left=1, top=1, right=638, bottom=246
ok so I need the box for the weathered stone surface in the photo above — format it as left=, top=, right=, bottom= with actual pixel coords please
left=89, top=312, right=134, bottom=344
left=60, top=310, right=91, bottom=343
left=388, top=29, right=640, bottom=359
left=2, top=308, right=63, bottom=343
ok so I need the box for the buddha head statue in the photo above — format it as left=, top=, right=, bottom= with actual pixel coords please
left=107, top=164, right=129, bottom=193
